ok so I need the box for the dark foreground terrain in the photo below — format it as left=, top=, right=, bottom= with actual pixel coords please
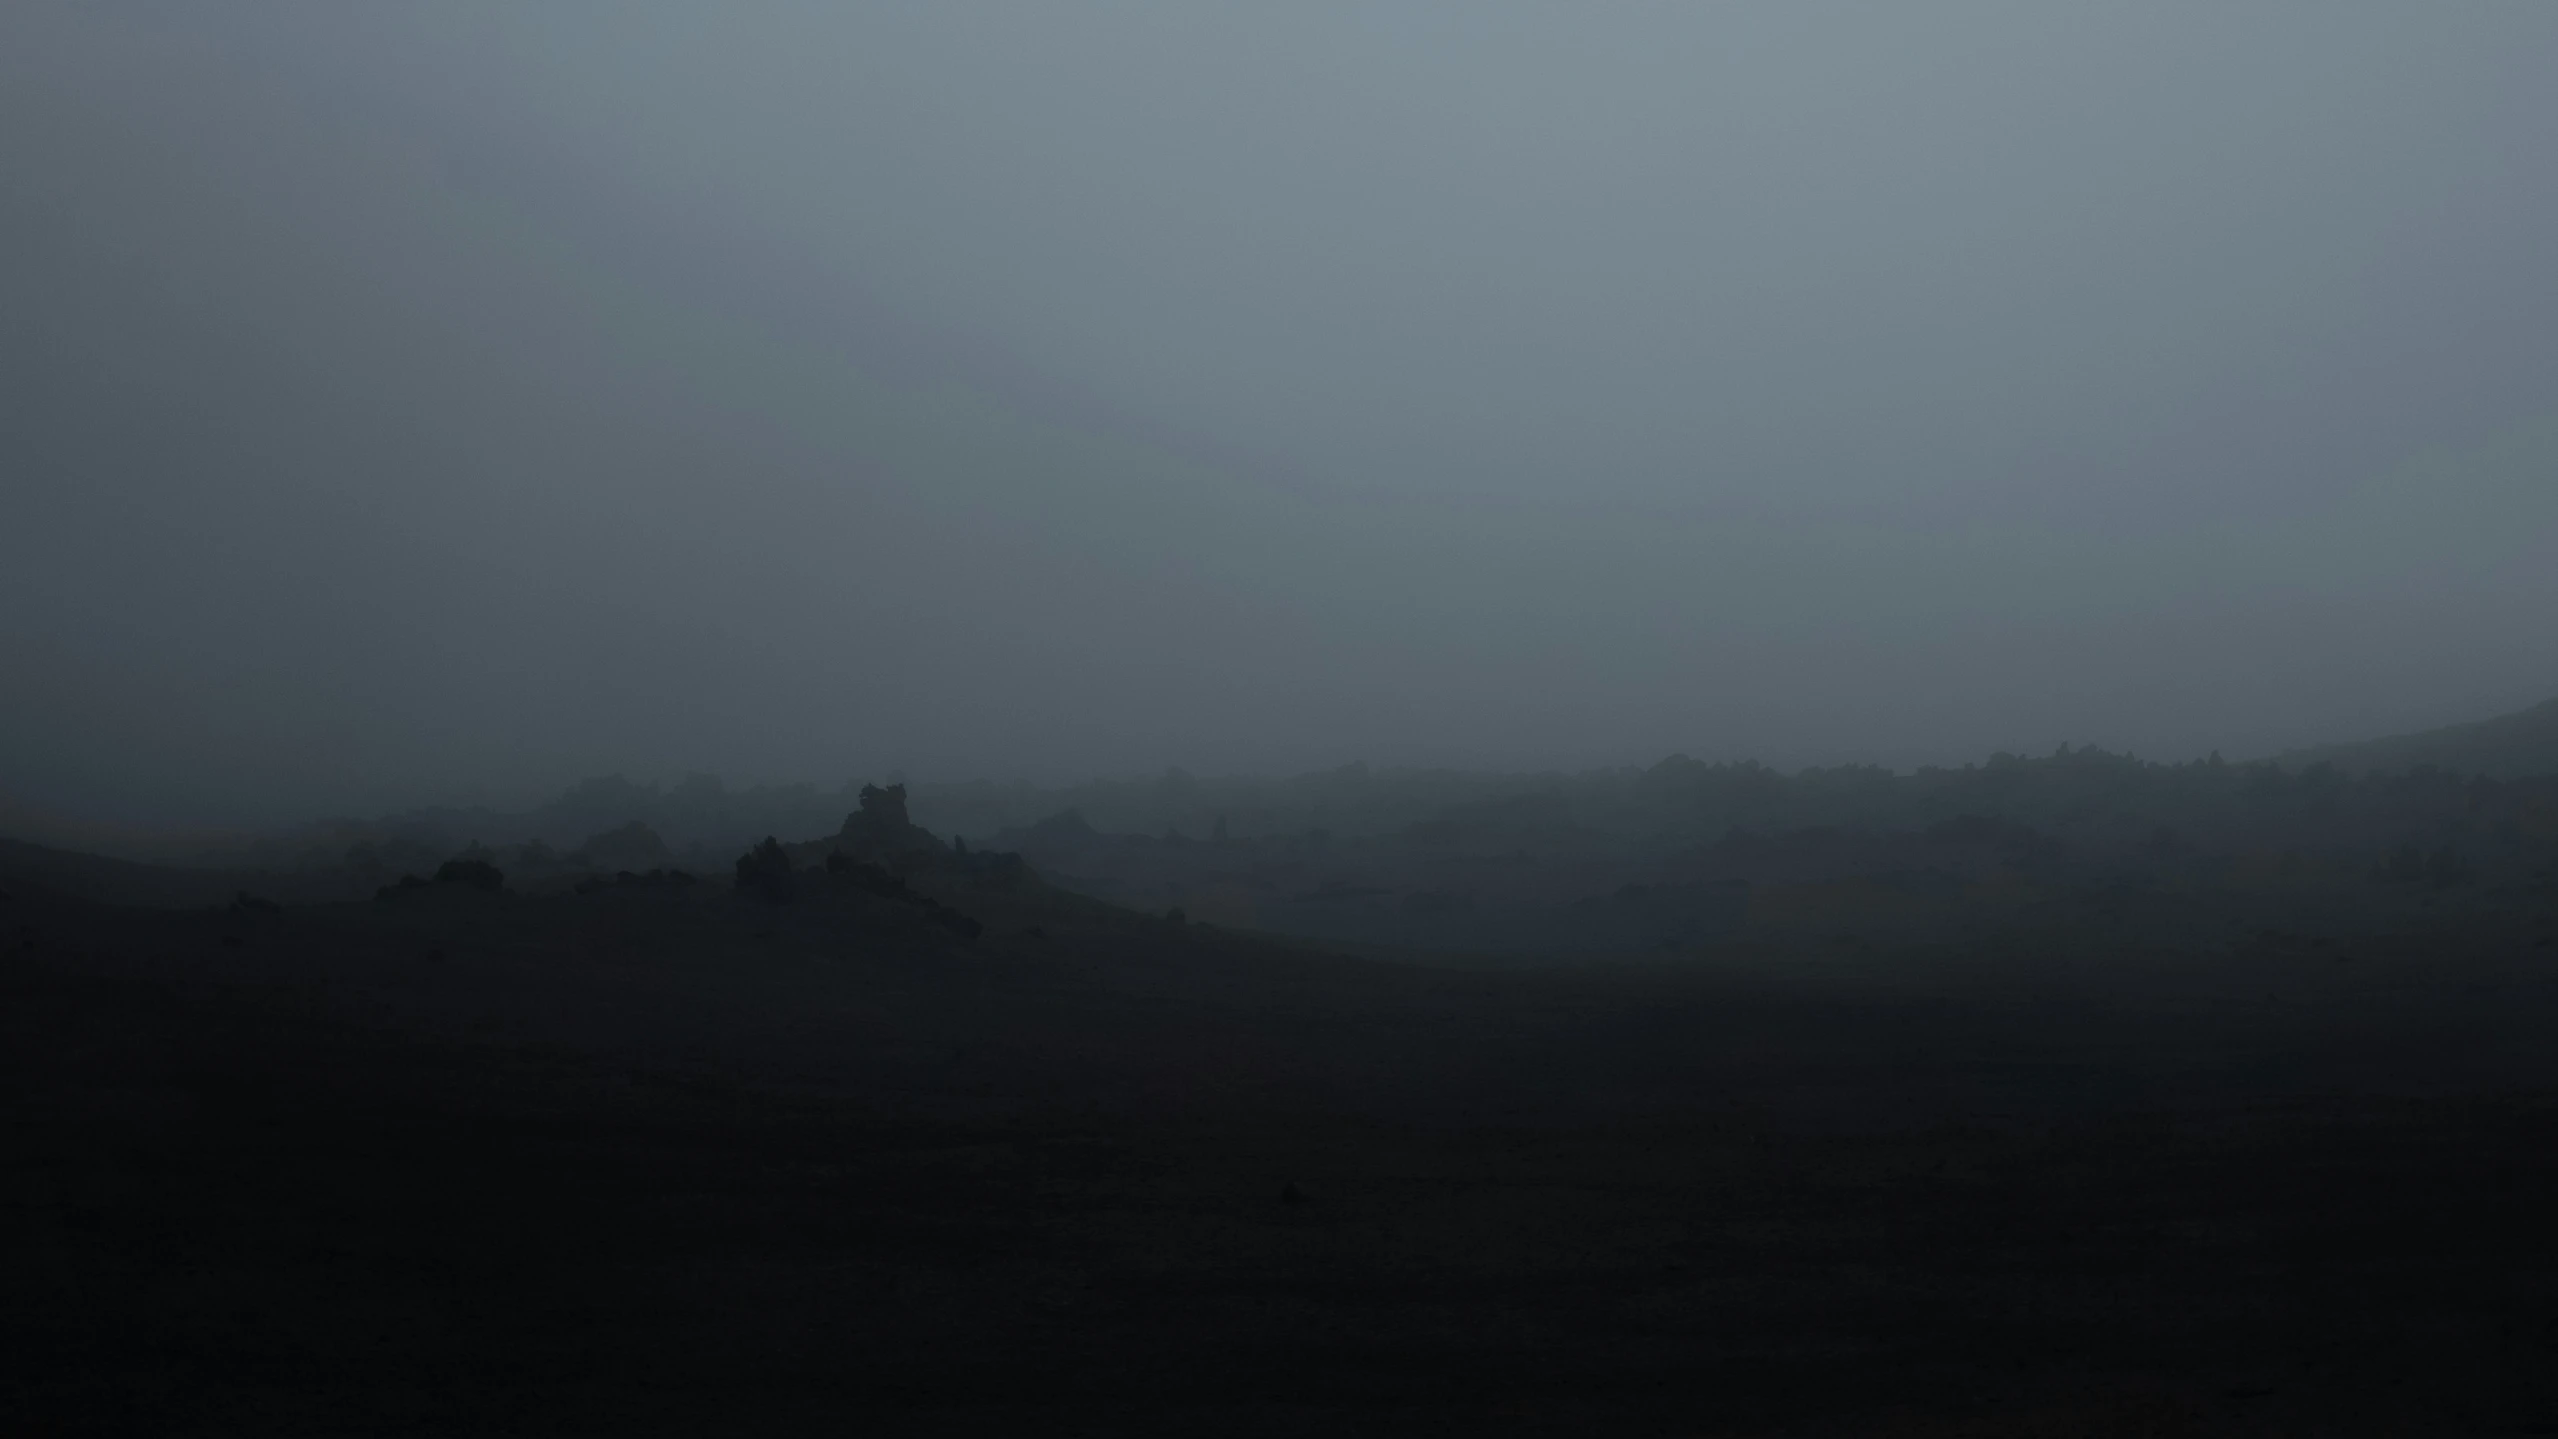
left=10, top=868, right=2558, bottom=1436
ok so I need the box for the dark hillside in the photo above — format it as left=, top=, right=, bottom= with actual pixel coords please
left=0, top=837, right=372, bottom=910
left=2280, top=695, right=2558, bottom=779
left=975, top=757, right=2558, bottom=959
left=13, top=821, right=2558, bottom=1433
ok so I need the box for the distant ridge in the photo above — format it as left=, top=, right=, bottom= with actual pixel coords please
left=2279, top=696, right=2558, bottom=779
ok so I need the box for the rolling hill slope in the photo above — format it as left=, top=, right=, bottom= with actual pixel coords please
left=2281, top=696, right=2558, bottom=778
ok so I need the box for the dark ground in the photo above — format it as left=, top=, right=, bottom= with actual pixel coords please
left=8, top=875, right=2558, bottom=1435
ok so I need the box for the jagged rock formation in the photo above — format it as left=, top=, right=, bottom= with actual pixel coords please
left=833, top=783, right=946, bottom=863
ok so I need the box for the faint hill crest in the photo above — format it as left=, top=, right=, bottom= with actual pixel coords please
left=2279, top=695, right=2558, bottom=779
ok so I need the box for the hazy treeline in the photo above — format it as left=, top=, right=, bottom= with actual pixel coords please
left=175, top=730, right=2558, bottom=884
left=60, top=690, right=2537, bottom=894
left=975, top=746, right=2558, bottom=864
left=946, top=748, right=2558, bottom=958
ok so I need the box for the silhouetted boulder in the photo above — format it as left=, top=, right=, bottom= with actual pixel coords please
left=858, top=782, right=910, bottom=828
left=433, top=858, right=505, bottom=891
left=734, top=837, right=795, bottom=902
left=831, top=781, right=947, bottom=862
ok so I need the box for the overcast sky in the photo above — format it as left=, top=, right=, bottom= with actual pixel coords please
left=5, top=2, right=2556, bottom=827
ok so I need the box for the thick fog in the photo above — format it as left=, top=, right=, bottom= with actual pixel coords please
left=5, top=3, right=2556, bottom=828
